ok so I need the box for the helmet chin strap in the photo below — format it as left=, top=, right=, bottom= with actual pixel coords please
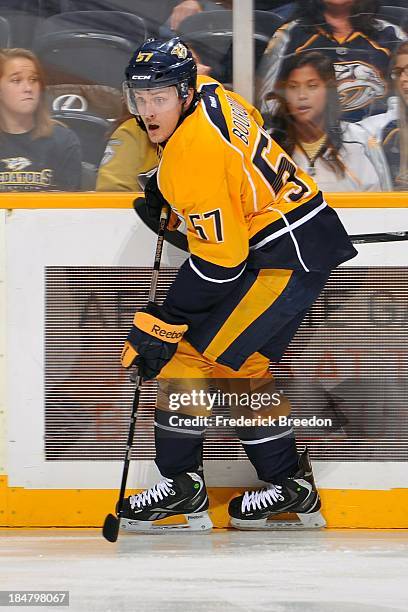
left=175, top=90, right=201, bottom=131
left=135, top=115, right=147, bottom=132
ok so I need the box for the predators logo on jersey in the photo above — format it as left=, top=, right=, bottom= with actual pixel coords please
left=99, top=140, right=121, bottom=167
left=335, top=61, right=385, bottom=112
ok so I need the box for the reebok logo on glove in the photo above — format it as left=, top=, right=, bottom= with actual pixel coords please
left=136, top=312, right=188, bottom=343
left=121, top=309, right=188, bottom=375
left=151, top=324, right=184, bottom=340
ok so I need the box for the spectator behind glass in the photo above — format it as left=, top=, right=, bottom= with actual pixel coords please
left=270, top=51, right=391, bottom=191
left=0, top=48, right=81, bottom=192
left=97, top=47, right=211, bottom=191
left=258, top=0, right=406, bottom=123
left=360, top=41, right=408, bottom=190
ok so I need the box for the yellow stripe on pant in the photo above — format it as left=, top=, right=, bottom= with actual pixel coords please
left=202, top=269, right=293, bottom=363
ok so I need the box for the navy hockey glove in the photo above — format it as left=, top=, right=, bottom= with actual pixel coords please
left=144, top=172, right=181, bottom=231
left=133, top=197, right=189, bottom=253
left=121, top=304, right=188, bottom=380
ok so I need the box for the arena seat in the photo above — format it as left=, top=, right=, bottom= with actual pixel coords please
left=380, top=0, right=408, bottom=7
left=0, top=9, right=42, bottom=48
left=52, top=110, right=111, bottom=166
left=178, top=9, right=284, bottom=40
left=53, top=0, right=172, bottom=36
left=46, top=83, right=125, bottom=120
left=378, top=6, right=408, bottom=32
left=33, top=10, right=146, bottom=88
left=178, top=10, right=284, bottom=85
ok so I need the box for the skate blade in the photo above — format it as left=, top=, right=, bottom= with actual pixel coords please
left=230, top=510, right=326, bottom=531
left=120, top=511, right=213, bottom=534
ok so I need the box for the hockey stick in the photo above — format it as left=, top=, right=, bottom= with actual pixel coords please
left=102, top=206, right=170, bottom=543
left=350, top=231, right=408, bottom=244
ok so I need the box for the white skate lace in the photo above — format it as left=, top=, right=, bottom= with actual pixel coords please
left=242, top=485, right=285, bottom=512
left=129, top=478, right=174, bottom=510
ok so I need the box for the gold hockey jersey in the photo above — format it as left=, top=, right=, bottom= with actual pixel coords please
left=158, top=75, right=355, bottom=272
left=157, top=76, right=356, bottom=328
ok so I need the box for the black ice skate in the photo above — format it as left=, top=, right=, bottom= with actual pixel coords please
left=228, top=448, right=326, bottom=530
left=120, top=471, right=213, bottom=533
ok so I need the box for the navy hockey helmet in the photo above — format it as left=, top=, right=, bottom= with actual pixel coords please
left=124, top=37, right=197, bottom=115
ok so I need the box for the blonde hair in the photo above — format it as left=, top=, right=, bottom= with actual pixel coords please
left=0, top=48, right=55, bottom=139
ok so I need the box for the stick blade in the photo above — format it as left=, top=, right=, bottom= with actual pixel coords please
left=102, top=513, right=120, bottom=542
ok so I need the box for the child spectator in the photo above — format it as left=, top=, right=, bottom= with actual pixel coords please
left=0, top=48, right=81, bottom=192
left=270, top=51, right=391, bottom=191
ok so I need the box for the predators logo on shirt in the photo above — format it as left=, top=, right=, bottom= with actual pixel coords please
left=1, top=157, right=31, bottom=171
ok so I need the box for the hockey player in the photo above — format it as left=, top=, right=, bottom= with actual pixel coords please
left=119, top=37, right=357, bottom=532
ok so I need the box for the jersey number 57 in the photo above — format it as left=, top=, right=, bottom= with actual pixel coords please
left=189, top=209, right=224, bottom=242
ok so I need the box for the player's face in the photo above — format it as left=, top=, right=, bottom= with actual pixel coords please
left=0, top=57, right=41, bottom=118
left=133, top=86, right=186, bottom=143
left=285, top=65, right=327, bottom=130
left=393, top=54, right=408, bottom=106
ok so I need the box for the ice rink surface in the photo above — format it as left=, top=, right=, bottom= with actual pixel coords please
left=1, top=529, right=408, bottom=612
